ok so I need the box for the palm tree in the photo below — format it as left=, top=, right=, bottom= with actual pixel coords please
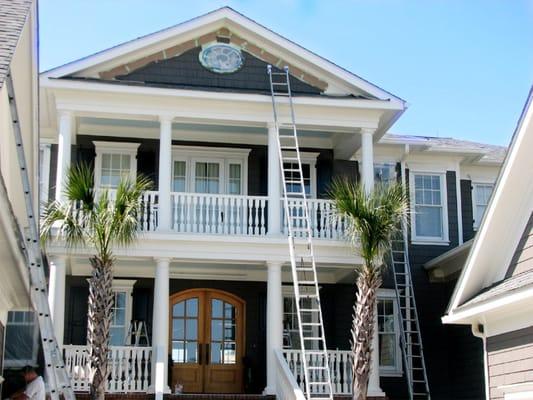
left=329, top=179, right=408, bottom=400
left=41, top=163, right=151, bottom=400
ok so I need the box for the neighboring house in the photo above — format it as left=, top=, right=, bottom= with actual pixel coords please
left=0, top=0, right=39, bottom=386
left=36, top=7, right=505, bottom=400
left=443, top=88, right=533, bottom=400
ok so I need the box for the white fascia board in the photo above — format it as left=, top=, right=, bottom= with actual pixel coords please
left=42, top=77, right=401, bottom=111
left=447, top=91, right=533, bottom=313
left=40, top=7, right=406, bottom=106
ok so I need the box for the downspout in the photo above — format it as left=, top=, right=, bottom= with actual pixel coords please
left=472, top=321, right=490, bottom=400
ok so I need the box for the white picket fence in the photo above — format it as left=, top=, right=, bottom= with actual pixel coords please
left=283, top=349, right=352, bottom=395
left=282, top=198, right=346, bottom=240
left=63, top=345, right=152, bottom=393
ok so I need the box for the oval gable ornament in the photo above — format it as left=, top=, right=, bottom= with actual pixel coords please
left=199, top=43, right=244, bottom=74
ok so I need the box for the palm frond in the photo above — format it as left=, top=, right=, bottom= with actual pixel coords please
left=328, top=178, right=409, bottom=270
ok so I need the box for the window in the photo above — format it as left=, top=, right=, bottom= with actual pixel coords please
left=374, top=163, right=397, bottom=186
left=411, top=173, right=448, bottom=243
left=109, top=280, right=135, bottom=346
left=171, top=146, right=250, bottom=195
left=173, top=160, right=187, bottom=192
left=283, top=162, right=311, bottom=196
left=39, top=143, right=51, bottom=208
left=94, top=142, right=139, bottom=190
left=472, top=183, right=494, bottom=229
left=110, top=291, right=127, bottom=346
left=100, top=154, right=132, bottom=189
left=228, top=164, right=242, bottom=195
left=195, top=162, right=221, bottom=194
left=282, top=288, right=318, bottom=349
left=377, top=297, right=401, bottom=374
left=4, top=311, right=39, bottom=367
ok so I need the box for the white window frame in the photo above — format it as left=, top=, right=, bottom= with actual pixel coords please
left=377, top=289, right=403, bottom=376
left=282, top=286, right=319, bottom=349
left=409, top=170, right=449, bottom=245
left=171, top=146, right=250, bottom=195
left=3, top=310, right=40, bottom=368
left=472, top=182, right=494, bottom=230
left=281, top=151, right=319, bottom=198
left=110, top=280, right=136, bottom=346
left=39, top=143, right=51, bottom=208
left=93, top=141, right=140, bottom=189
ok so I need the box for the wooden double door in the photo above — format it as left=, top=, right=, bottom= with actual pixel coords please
left=169, top=289, right=245, bottom=393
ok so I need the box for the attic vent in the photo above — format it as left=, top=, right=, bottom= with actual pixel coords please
left=217, top=36, right=230, bottom=44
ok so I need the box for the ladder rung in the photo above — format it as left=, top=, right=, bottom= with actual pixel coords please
left=302, top=322, right=321, bottom=326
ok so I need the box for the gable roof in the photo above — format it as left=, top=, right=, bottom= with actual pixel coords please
left=41, top=7, right=405, bottom=105
left=0, top=0, right=33, bottom=88
left=443, top=86, right=533, bottom=324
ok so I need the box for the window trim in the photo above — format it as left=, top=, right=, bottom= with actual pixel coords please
left=377, top=289, right=403, bottom=376
left=472, top=181, right=495, bottom=231
left=3, top=310, right=40, bottom=368
left=171, top=146, right=250, bottom=195
left=93, top=141, right=140, bottom=189
left=39, top=143, right=51, bottom=208
left=409, top=171, right=450, bottom=244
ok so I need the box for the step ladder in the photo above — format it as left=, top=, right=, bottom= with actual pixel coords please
left=125, top=320, right=150, bottom=346
left=389, top=224, right=431, bottom=400
left=267, top=65, right=333, bottom=400
left=6, top=72, right=75, bottom=400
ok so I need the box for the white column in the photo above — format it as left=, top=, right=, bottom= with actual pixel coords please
left=151, top=258, right=171, bottom=399
left=55, top=111, right=73, bottom=201
left=360, top=128, right=375, bottom=193
left=267, top=124, right=282, bottom=236
left=47, top=256, right=66, bottom=346
left=368, top=303, right=386, bottom=397
left=264, top=261, right=283, bottom=395
left=157, top=116, right=173, bottom=231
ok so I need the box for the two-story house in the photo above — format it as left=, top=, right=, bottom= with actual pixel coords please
left=30, top=7, right=506, bottom=400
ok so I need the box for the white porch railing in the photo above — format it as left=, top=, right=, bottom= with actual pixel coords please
left=283, top=349, right=352, bottom=395
left=63, top=345, right=152, bottom=393
left=171, top=192, right=268, bottom=236
left=282, top=198, right=346, bottom=240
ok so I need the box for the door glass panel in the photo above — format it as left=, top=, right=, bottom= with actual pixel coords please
left=195, top=162, right=220, bottom=194
left=172, top=297, right=199, bottom=364
left=210, top=298, right=237, bottom=365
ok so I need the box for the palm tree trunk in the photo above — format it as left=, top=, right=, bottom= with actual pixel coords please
left=87, top=256, right=114, bottom=400
left=351, top=265, right=382, bottom=400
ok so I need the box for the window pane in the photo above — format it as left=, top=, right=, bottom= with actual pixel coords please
left=172, top=341, right=185, bottom=363
left=186, top=298, right=198, bottom=317
left=211, top=320, right=223, bottom=341
left=379, top=333, right=396, bottom=367
left=415, top=206, right=442, bottom=237
left=173, top=319, right=185, bottom=340
left=186, top=341, right=197, bottom=363
left=173, top=301, right=185, bottom=317
left=212, top=299, right=223, bottom=318
left=110, top=327, right=124, bottom=346
left=102, top=154, right=111, bottom=169
left=185, top=319, right=198, bottom=340
left=211, top=342, right=222, bottom=364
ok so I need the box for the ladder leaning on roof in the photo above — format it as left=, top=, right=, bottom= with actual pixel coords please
left=267, top=65, right=333, bottom=400
left=6, top=71, right=75, bottom=400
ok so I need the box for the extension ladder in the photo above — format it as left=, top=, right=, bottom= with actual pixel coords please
left=390, top=224, right=431, bottom=399
left=267, top=65, right=333, bottom=400
left=6, top=72, right=75, bottom=400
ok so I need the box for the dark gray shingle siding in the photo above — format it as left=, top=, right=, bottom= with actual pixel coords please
left=461, top=179, right=474, bottom=242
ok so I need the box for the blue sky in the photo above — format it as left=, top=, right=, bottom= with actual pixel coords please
left=39, top=1, right=532, bottom=146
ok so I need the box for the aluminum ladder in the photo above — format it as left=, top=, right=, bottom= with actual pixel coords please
left=389, top=224, right=431, bottom=400
left=267, top=65, right=333, bottom=400
left=6, top=72, right=75, bottom=400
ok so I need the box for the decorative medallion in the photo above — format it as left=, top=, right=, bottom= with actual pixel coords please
left=199, top=43, right=244, bottom=74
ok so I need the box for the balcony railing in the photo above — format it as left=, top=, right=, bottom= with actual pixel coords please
left=283, top=349, right=352, bottom=395
left=63, top=345, right=152, bottom=393
left=85, top=190, right=347, bottom=240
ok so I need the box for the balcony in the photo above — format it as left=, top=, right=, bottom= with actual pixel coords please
left=134, top=191, right=345, bottom=239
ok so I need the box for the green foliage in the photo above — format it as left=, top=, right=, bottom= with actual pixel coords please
left=329, top=178, right=409, bottom=271
left=40, top=162, right=152, bottom=263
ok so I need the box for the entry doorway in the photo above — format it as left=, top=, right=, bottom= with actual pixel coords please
left=169, top=289, right=245, bottom=393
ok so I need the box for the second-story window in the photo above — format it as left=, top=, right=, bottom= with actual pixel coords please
left=228, top=163, right=242, bottom=195
left=94, top=142, right=140, bottom=190
left=195, top=162, right=221, bottom=193
left=472, top=183, right=494, bottom=229
left=173, top=160, right=187, bottom=192
left=411, top=172, right=449, bottom=243
left=284, top=162, right=311, bottom=196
